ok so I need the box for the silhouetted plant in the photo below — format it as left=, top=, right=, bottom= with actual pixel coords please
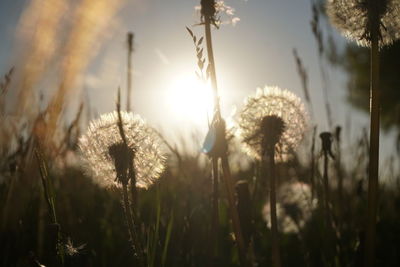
left=327, top=1, right=400, bottom=266
left=194, top=1, right=249, bottom=266
left=78, top=107, right=165, bottom=266
left=237, top=86, right=308, bottom=267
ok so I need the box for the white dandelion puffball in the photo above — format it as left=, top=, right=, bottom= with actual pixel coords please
left=78, top=111, right=165, bottom=189
left=327, top=0, right=400, bottom=47
left=262, top=182, right=317, bottom=233
left=237, top=86, right=308, bottom=161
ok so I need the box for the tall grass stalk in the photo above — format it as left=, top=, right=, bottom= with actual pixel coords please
left=35, top=148, right=65, bottom=266
left=311, top=2, right=333, bottom=129
left=1, top=169, right=16, bottom=232
left=310, top=126, right=317, bottom=199
left=146, top=189, right=161, bottom=267
left=203, top=15, right=223, bottom=264
left=211, top=157, right=219, bottom=261
left=161, top=212, right=174, bottom=267
left=127, top=32, right=134, bottom=112
left=220, top=156, right=249, bottom=266
left=202, top=5, right=249, bottom=265
left=147, top=189, right=174, bottom=267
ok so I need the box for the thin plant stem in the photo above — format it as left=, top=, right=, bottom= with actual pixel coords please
left=311, top=2, right=333, bottom=129
left=204, top=16, right=222, bottom=264
left=204, top=16, right=220, bottom=117
left=116, top=91, right=145, bottom=266
left=220, top=156, right=249, bottom=267
left=310, top=126, right=317, bottom=199
left=323, top=149, right=331, bottom=228
left=37, top=192, right=45, bottom=259
left=129, top=161, right=139, bottom=255
left=320, top=132, right=339, bottom=266
left=211, top=157, right=219, bottom=264
left=35, top=149, right=64, bottom=266
left=122, top=183, right=145, bottom=267
left=265, top=150, right=281, bottom=267
left=130, top=169, right=138, bottom=215
left=365, top=11, right=380, bottom=267
left=203, top=14, right=249, bottom=266
left=334, top=127, right=344, bottom=233
left=1, top=170, right=16, bottom=232
left=127, top=32, right=134, bottom=112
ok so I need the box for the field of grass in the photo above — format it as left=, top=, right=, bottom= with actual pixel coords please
left=1, top=0, right=400, bottom=266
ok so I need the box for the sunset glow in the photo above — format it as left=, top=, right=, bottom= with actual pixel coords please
left=165, top=74, right=214, bottom=125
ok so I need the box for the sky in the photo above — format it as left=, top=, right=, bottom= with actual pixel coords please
left=0, top=0, right=398, bottom=166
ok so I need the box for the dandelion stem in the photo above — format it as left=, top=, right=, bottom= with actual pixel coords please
left=322, top=147, right=331, bottom=227
left=365, top=10, right=380, bottom=267
left=122, top=183, right=145, bottom=267
left=130, top=173, right=138, bottom=214
left=265, top=150, right=281, bottom=267
left=116, top=91, right=145, bottom=266
left=334, top=126, right=344, bottom=227
left=319, top=132, right=333, bottom=230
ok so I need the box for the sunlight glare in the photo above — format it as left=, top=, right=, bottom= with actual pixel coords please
left=166, top=74, right=214, bottom=125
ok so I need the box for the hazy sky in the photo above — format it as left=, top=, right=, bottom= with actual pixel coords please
left=0, top=0, right=397, bottom=162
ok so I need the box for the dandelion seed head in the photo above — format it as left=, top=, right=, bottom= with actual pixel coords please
left=260, top=115, right=285, bottom=151
left=237, top=86, right=308, bottom=161
left=64, top=237, right=86, bottom=257
left=262, top=182, right=317, bottom=233
left=198, top=0, right=240, bottom=26
left=200, top=0, right=217, bottom=21
left=327, top=0, right=400, bottom=47
left=78, top=111, right=165, bottom=189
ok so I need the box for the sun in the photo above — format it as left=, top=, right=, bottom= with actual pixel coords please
left=166, top=74, right=214, bottom=125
